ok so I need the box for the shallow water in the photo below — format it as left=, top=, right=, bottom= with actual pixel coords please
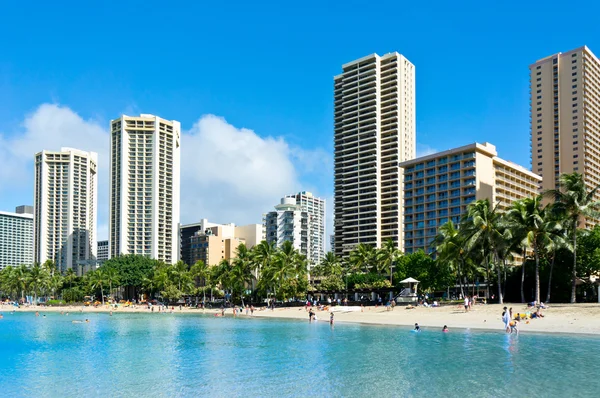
left=0, top=311, right=599, bottom=397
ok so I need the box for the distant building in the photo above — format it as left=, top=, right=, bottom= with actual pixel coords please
left=330, top=234, right=335, bottom=253
left=15, top=205, right=33, bottom=215
left=0, top=207, right=34, bottom=270
left=181, top=219, right=263, bottom=266
left=400, top=142, right=542, bottom=255
left=109, top=114, right=181, bottom=263
left=34, top=148, right=98, bottom=273
left=287, top=191, right=326, bottom=264
left=97, top=240, right=109, bottom=262
left=189, top=225, right=244, bottom=266
left=264, top=197, right=309, bottom=262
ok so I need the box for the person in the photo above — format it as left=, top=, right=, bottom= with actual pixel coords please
left=414, top=323, right=421, bottom=332
left=502, top=307, right=510, bottom=333
left=0, top=314, right=3, bottom=319
left=391, top=299, right=396, bottom=311
left=509, top=307, right=513, bottom=320
left=35, top=311, right=39, bottom=317
left=464, top=296, right=469, bottom=312
left=509, top=319, right=519, bottom=334
left=442, top=325, right=448, bottom=332
left=250, top=305, right=254, bottom=316
left=85, top=319, right=89, bottom=323
left=309, top=309, right=315, bottom=322
left=330, top=312, right=334, bottom=325
left=221, top=308, right=225, bottom=317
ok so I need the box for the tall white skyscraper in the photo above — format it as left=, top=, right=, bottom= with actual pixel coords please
left=109, top=114, right=181, bottom=263
left=287, top=191, right=326, bottom=264
left=334, top=52, right=416, bottom=257
left=34, top=148, right=98, bottom=273
left=264, top=197, right=309, bottom=260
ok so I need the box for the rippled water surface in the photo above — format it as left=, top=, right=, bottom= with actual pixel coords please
left=1, top=311, right=599, bottom=397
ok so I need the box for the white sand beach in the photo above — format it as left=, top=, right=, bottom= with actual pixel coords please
left=4, top=302, right=600, bottom=335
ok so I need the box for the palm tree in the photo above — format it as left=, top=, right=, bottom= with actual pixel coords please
left=377, top=239, right=400, bottom=283
left=190, top=260, right=210, bottom=304
left=546, top=172, right=600, bottom=303
left=505, top=199, right=530, bottom=303
left=64, top=268, right=77, bottom=291
left=28, top=264, right=49, bottom=305
left=103, top=268, right=120, bottom=303
left=270, top=241, right=298, bottom=300
left=506, top=196, right=560, bottom=304
left=434, top=221, right=467, bottom=298
left=319, top=252, right=342, bottom=277
left=348, top=243, right=376, bottom=274
left=545, top=228, right=570, bottom=303
left=252, top=240, right=276, bottom=281
left=461, top=199, right=507, bottom=303
left=88, top=269, right=106, bottom=305
left=231, top=244, right=256, bottom=305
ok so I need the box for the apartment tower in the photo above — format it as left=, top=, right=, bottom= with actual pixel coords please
left=109, top=114, right=181, bottom=263
left=334, top=52, right=415, bottom=257
left=530, top=46, right=600, bottom=226
left=287, top=191, right=326, bottom=264
left=264, top=197, right=309, bottom=260
left=34, top=148, right=98, bottom=273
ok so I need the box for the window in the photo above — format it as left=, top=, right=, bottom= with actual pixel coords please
left=572, top=78, right=577, bottom=82
left=572, top=66, right=577, bottom=70
left=574, top=154, right=579, bottom=158
left=574, top=147, right=578, bottom=151
left=537, top=95, right=542, bottom=99
left=574, top=128, right=578, bottom=132
left=573, top=116, right=578, bottom=120
left=573, top=84, right=577, bottom=88
left=573, top=122, right=578, bottom=126
left=572, top=97, right=577, bottom=101
left=572, top=72, right=577, bottom=76
left=538, top=162, right=542, bottom=165
left=537, top=72, right=541, bottom=76
left=553, top=58, right=558, bottom=64
left=573, top=109, right=578, bottom=113
left=572, top=59, right=577, bottom=64
left=537, top=113, right=542, bottom=117
left=573, top=141, right=578, bottom=145
left=573, top=103, right=578, bottom=107
left=573, top=134, right=578, bottom=138
left=574, top=161, right=579, bottom=164
left=537, top=125, right=542, bottom=129
left=537, top=101, right=542, bottom=105
left=537, top=107, right=542, bottom=111
left=536, top=65, right=541, bottom=69
left=572, top=53, right=577, bottom=57
left=538, top=155, right=542, bottom=159
left=537, top=78, right=541, bottom=82
left=537, top=149, right=542, bottom=153
left=537, top=84, right=541, bottom=88
left=538, top=131, right=543, bottom=135
left=537, top=89, right=542, bottom=94
left=537, top=137, right=542, bottom=141
left=537, top=119, right=542, bottom=123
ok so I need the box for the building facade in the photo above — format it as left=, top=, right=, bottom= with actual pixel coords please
left=334, top=52, right=416, bottom=257
left=109, top=114, right=181, bottom=263
left=530, top=46, right=600, bottom=227
left=34, top=148, right=98, bottom=273
left=97, top=240, right=109, bottom=262
left=287, top=191, right=326, bottom=264
left=400, top=142, right=541, bottom=254
left=0, top=207, right=34, bottom=270
left=189, top=225, right=244, bottom=266
left=264, top=197, right=309, bottom=260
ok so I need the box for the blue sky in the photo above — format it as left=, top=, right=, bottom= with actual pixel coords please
left=1, top=0, right=600, bottom=242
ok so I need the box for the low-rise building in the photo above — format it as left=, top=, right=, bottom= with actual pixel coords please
left=400, top=142, right=542, bottom=254
left=189, top=225, right=245, bottom=266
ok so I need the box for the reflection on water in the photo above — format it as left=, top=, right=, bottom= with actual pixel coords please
left=0, top=312, right=599, bottom=397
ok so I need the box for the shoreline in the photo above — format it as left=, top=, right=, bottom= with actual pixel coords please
left=4, top=302, right=600, bottom=336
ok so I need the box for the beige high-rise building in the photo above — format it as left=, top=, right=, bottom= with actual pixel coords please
left=334, top=52, right=416, bottom=257
left=109, top=114, right=181, bottom=263
left=34, top=148, right=98, bottom=273
left=530, top=46, right=600, bottom=226
left=400, top=142, right=541, bottom=254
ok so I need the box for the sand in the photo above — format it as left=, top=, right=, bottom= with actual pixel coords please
left=3, top=302, right=600, bottom=335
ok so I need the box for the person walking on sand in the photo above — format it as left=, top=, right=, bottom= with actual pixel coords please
left=309, top=308, right=315, bottom=322
left=502, top=307, right=510, bottom=333
left=464, top=296, right=469, bottom=312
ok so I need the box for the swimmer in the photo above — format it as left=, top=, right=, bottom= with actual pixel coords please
left=35, top=311, right=39, bottom=317
left=442, top=325, right=448, bottom=332
left=85, top=319, right=90, bottom=323
left=43, top=314, right=46, bottom=318
left=414, top=323, right=421, bottom=332
left=0, top=314, right=3, bottom=319
left=109, top=311, right=113, bottom=316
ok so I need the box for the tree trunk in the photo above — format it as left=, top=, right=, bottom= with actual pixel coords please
left=520, top=246, right=526, bottom=303
left=101, top=285, right=105, bottom=306
left=496, top=253, right=503, bottom=304
left=571, top=224, right=578, bottom=303
left=546, top=251, right=556, bottom=303
left=458, top=259, right=465, bottom=298
left=534, top=243, right=541, bottom=305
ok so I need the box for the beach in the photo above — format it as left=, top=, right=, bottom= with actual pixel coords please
left=4, top=302, right=600, bottom=335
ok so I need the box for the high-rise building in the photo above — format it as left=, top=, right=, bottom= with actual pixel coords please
left=286, top=191, right=326, bottom=264
left=0, top=207, right=34, bottom=270
left=334, top=52, right=416, bottom=257
left=15, top=205, right=33, bottom=215
left=34, top=148, right=98, bottom=273
left=234, top=224, right=263, bottom=249
left=530, top=46, right=600, bottom=227
left=264, top=197, right=309, bottom=260
left=400, top=142, right=541, bottom=254
left=97, top=240, right=109, bottom=262
left=109, top=114, right=181, bottom=263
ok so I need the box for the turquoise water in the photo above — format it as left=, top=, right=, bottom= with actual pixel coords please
left=1, top=312, right=599, bottom=397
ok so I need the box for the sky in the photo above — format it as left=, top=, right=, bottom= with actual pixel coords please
left=2, top=0, right=600, bottom=246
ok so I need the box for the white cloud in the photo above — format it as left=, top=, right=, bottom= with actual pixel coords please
left=416, top=143, right=438, bottom=158
left=0, top=105, right=332, bottom=243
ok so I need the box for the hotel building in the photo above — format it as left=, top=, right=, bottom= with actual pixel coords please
left=400, top=143, right=541, bottom=254
left=334, top=52, right=415, bottom=257
left=34, top=148, right=98, bottom=273
left=0, top=206, right=34, bottom=270
left=189, top=225, right=245, bottom=266
left=530, top=46, right=600, bottom=227
left=109, top=114, right=181, bottom=263
left=97, top=240, right=109, bottom=262
left=287, top=191, right=326, bottom=264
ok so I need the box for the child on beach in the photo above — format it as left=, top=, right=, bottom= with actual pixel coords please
left=510, top=320, right=519, bottom=334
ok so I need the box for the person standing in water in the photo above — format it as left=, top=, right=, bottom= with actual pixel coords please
left=442, top=325, right=448, bottom=332
left=330, top=312, right=334, bottom=325
left=414, top=323, right=421, bottom=332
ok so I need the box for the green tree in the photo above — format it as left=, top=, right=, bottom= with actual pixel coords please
left=546, top=172, right=600, bottom=303
left=434, top=220, right=467, bottom=298
left=316, top=252, right=342, bottom=277
left=348, top=243, right=376, bottom=274
left=28, top=264, right=50, bottom=304
left=87, top=269, right=106, bottom=305
left=190, top=260, right=210, bottom=303
left=377, top=239, right=400, bottom=283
